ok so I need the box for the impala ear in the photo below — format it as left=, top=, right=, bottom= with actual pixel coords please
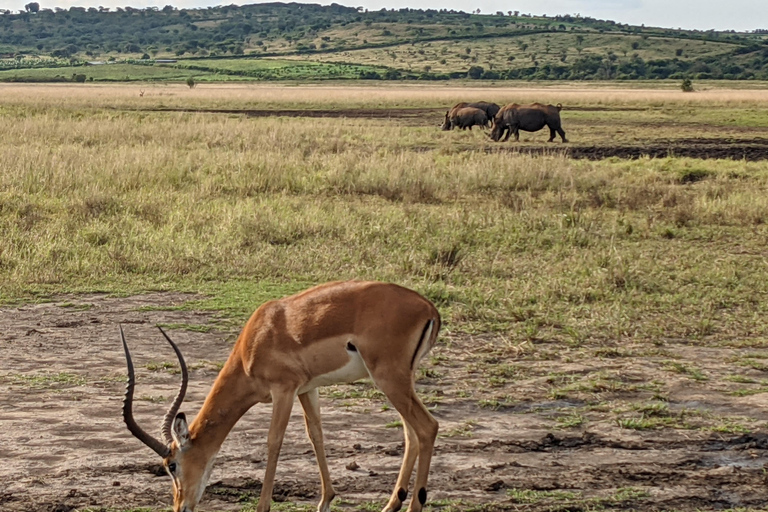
left=171, top=412, right=190, bottom=449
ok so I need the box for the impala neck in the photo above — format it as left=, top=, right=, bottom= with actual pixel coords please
left=188, top=359, right=258, bottom=456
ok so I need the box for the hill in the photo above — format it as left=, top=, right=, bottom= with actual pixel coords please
left=1, top=2, right=767, bottom=81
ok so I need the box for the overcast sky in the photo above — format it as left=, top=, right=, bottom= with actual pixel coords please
left=6, top=0, right=767, bottom=32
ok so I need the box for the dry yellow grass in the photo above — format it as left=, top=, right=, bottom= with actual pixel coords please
left=3, top=82, right=768, bottom=112
left=2, top=82, right=768, bottom=343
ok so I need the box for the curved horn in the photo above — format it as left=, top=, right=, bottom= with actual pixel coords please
left=120, top=325, right=170, bottom=458
left=156, top=326, right=189, bottom=445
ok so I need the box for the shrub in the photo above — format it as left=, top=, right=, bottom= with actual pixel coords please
left=467, top=65, right=484, bottom=79
left=681, top=78, right=694, bottom=92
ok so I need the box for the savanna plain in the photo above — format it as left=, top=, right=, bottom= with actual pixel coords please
left=2, top=82, right=768, bottom=512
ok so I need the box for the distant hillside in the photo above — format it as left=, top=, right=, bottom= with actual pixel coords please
left=1, top=2, right=767, bottom=81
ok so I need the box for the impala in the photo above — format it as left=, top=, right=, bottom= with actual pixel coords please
left=120, top=280, right=441, bottom=512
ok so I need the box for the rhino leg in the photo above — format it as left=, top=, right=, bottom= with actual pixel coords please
left=557, top=128, right=567, bottom=143
left=548, top=127, right=556, bottom=142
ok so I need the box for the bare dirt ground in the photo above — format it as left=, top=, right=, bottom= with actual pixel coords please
left=488, top=138, right=768, bottom=161
left=2, top=294, right=768, bottom=512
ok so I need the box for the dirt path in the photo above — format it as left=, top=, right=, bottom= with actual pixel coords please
left=486, top=138, right=768, bottom=161
left=1, top=295, right=767, bottom=511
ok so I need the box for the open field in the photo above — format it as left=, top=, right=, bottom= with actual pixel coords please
left=2, top=83, right=768, bottom=512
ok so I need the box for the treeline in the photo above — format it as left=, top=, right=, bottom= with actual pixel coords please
left=1, top=1, right=764, bottom=59
left=1, top=3, right=538, bottom=57
left=501, top=52, right=768, bottom=80
left=0, top=2, right=766, bottom=81
left=358, top=51, right=768, bottom=81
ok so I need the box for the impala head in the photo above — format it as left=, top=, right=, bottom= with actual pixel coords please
left=120, top=325, right=210, bottom=512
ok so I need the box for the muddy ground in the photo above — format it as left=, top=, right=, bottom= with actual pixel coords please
left=146, top=107, right=768, bottom=161
left=1, top=294, right=768, bottom=512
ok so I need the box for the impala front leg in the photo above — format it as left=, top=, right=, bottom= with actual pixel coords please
left=257, top=389, right=296, bottom=512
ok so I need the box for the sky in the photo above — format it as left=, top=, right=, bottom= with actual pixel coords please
left=4, top=0, right=767, bottom=32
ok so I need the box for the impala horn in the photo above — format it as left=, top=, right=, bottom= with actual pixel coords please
left=120, top=325, right=189, bottom=457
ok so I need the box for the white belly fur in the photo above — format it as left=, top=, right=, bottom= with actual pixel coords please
left=297, top=349, right=370, bottom=395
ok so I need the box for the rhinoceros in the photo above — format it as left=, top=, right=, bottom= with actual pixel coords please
left=441, top=107, right=489, bottom=131
left=490, top=103, right=567, bottom=143
left=441, top=102, right=500, bottom=130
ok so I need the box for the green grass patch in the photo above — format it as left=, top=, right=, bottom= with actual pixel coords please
left=555, top=412, right=587, bottom=429
left=145, top=361, right=181, bottom=373
left=0, top=372, right=87, bottom=388
left=507, top=488, right=582, bottom=503
left=170, top=58, right=392, bottom=81
left=156, top=322, right=214, bottom=333
left=661, top=361, right=708, bottom=381
left=0, top=64, right=197, bottom=82
left=439, top=420, right=478, bottom=438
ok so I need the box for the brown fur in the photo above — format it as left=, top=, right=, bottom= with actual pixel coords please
left=442, top=106, right=489, bottom=131
left=141, top=281, right=441, bottom=512
left=440, top=101, right=500, bottom=130
left=490, top=103, right=567, bottom=143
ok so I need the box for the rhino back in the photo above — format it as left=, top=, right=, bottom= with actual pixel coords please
left=448, top=102, right=469, bottom=117
left=468, top=101, right=500, bottom=119
left=513, top=107, right=550, bottom=131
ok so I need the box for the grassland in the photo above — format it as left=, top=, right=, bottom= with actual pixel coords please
left=170, top=58, right=391, bottom=80
left=0, top=63, right=198, bottom=82
left=3, top=81, right=768, bottom=512
left=2, top=82, right=768, bottom=344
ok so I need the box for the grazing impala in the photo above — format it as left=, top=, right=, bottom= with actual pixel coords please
left=120, top=281, right=441, bottom=512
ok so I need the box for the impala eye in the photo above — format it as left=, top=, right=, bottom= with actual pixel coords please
left=167, top=462, right=177, bottom=474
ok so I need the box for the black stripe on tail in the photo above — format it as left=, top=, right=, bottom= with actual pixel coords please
left=410, top=319, right=434, bottom=370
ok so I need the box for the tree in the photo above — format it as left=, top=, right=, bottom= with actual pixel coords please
left=186, top=77, right=196, bottom=89
left=24, top=2, right=39, bottom=12
left=681, top=78, right=694, bottom=92
left=467, top=65, right=484, bottom=79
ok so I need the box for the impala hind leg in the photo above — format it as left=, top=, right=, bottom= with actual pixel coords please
left=382, top=419, right=419, bottom=512
left=375, top=380, right=438, bottom=512
left=299, top=389, right=336, bottom=512
left=257, top=389, right=296, bottom=512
